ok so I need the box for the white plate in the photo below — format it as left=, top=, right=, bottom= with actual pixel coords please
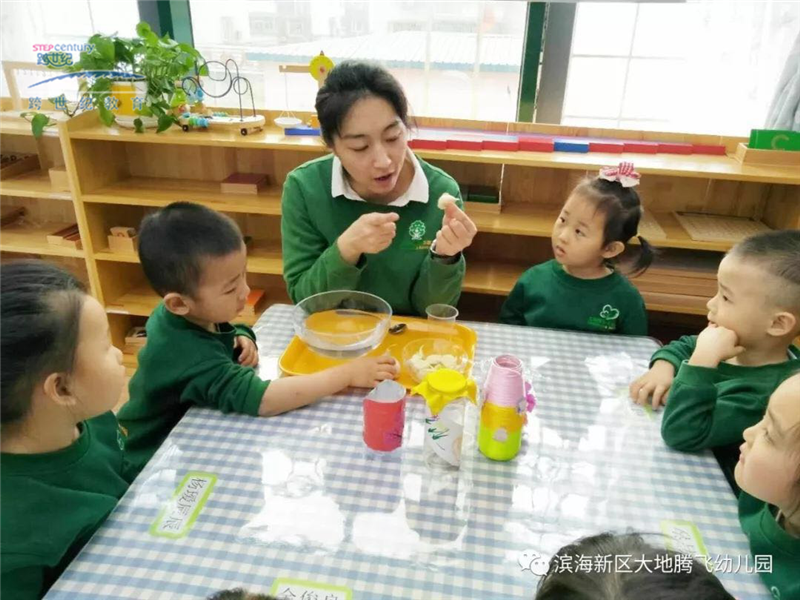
left=274, top=116, right=303, bottom=129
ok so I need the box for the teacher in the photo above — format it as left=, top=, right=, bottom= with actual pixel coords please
left=281, top=61, right=477, bottom=316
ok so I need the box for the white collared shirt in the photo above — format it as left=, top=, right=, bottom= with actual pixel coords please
left=331, top=151, right=429, bottom=208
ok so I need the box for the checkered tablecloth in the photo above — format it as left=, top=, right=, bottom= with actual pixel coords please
left=47, top=304, right=770, bottom=599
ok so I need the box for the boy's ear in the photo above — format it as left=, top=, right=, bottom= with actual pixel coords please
left=42, top=372, right=77, bottom=408
left=163, top=292, right=191, bottom=316
left=601, top=241, right=625, bottom=260
left=767, top=310, right=798, bottom=338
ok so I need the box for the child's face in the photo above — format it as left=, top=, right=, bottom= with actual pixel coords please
left=69, top=296, right=126, bottom=419
left=552, top=193, right=611, bottom=269
left=735, top=374, right=800, bottom=509
left=185, top=244, right=250, bottom=325
left=706, top=254, right=784, bottom=347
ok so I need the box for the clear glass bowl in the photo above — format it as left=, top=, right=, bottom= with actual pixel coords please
left=402, top=338, right=470, bottom=383
left=293, top=291, right=392, bottom=359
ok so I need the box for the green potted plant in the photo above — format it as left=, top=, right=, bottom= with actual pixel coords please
left=22, top=21, right=206, bottom=136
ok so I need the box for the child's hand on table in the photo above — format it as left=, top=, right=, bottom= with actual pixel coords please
left=235, top=335, right=259, bottom=367
left=347, top=355, right=400, bottom=388
left=689, top=324, right=744, bottom=368
left=629, top=360, right=675, bottom=410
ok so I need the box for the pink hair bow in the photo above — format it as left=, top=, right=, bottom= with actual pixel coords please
left=599, top=162, right=640, bottom=188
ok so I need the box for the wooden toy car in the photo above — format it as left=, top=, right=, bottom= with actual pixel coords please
left=178, top=112, right=265, bottom=136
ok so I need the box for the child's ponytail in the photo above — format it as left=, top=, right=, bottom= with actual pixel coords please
left=631, top=235, right=656, bottom=276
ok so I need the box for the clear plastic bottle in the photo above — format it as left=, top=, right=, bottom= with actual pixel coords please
left=412, top=369, right=477, bottom=470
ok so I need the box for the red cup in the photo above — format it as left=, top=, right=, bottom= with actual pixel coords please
left=363, top=380, right=406, bottom=452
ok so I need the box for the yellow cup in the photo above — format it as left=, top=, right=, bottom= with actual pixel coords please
left=110, top=82, right=142, bottom=117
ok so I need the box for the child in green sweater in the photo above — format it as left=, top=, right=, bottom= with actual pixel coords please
left=1, top=260, right=131, bottom=600
left=630, top=230, right=800, bottom=484
left=119, top=202, right=399, bottom=476
left=499, top=162, right=653, bottom=335
left=734, top=372, right=800, bottom=600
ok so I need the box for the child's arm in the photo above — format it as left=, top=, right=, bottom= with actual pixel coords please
left=257, top=355, right=399, bottom=417
left=499, top=278, right=527, bottom=326
left=181, top=354, right=396, bottom=417
left=661, top=325, right=756, bottom=452
left=629, top=334, right=698, bottom=408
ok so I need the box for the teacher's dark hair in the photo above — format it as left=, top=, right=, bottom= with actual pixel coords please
left=315, top=60, right=410, bottom=147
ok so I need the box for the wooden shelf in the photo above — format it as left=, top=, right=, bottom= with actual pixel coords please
left=122, top=344, right=142, bottom=372
left=463, top=261, right=526, bottom=295
left=464, top=260, right=712, bottom=315
left=471, top=205, right=737, bottom=252
left=82, top=183, right=740, bottom=253
left=418, top=147, right=800, bottom=185
left=0, top=118, right=59, bottom=137
left=247, top=240, right=283, bottom=274
left=0, top=221, right=84, bottom=258
left=0, top=170, right=72, bottom=200
left=95, top=239, right=283, bottom=275
left=66, top=120, right=800, bottom=185
left=83, top=177, right=282, bottom=215
left=70, top=121, right=327, bottom=153
left=105, top=283, right=262, bottom=326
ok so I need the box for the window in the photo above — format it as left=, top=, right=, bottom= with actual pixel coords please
left=189, top=0, right=527, bottom=121
left=560, top=1, right=800, bottom=135
left=0, top=0, right=141, bottom=100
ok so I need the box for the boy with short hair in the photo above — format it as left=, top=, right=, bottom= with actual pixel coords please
left=119, top=202, right=398, bottom=476
left=630, top=230, right=800, bottom=485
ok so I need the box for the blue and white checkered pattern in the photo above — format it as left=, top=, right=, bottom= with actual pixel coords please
left=46, top=305, right=770, bottom=599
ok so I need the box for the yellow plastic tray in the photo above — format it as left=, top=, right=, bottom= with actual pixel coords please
left=279, top=315, right=478, bottom=389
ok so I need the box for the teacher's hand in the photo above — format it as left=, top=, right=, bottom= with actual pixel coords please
left=337, top=212, right=400, bottom=265
left=433, top=202, right=477, bottom=257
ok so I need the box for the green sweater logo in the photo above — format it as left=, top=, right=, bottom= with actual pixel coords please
left=588, top=304, right=620, bottom=331
left=409, top=220, right=426, bottom=241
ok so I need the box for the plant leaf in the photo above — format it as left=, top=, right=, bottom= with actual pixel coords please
left=156, top=113, right=175, bottom=133
left=114, top=39, right=134, bottom=65
left=92, top=77, right=114, bottom=92
left=30, top=113, right=50, bottom=138
left=135, top=22, right=152, bottom=37
left=94, top=37, right=116, bottom=64
left=169, top=89, right=187, bottom=108
left=98, top=101, right=115, bottom=126
left=133, top=117, right=144, bottom=134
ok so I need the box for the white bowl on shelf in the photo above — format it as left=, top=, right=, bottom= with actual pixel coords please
left=274, top=116, right=303, bottom=129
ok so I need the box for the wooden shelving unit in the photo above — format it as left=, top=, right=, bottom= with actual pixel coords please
left=103, top=282, right=263, bottom=326
left=94, top=238, right=283, bottom=275
left=67, top=118, right=800, bottom=184
left=0, top=221, right=85, bottom=258
left=83, top=177, right=282, bottom=215
left=1, top=106, right=89, bottom=294
left=0, top=169, right=72, bottom=201
left=2, top=104, right=798, bottom=367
